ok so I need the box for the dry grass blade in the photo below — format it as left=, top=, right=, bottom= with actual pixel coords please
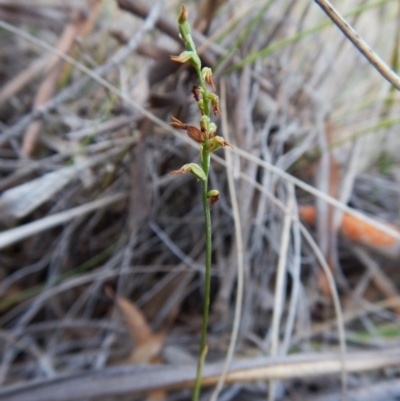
left=22, top=2, right=100, bottom=155
left=0, top=193, right=127, bottom=249
left=314, top=0, right=400, bottom=90
left=309, top=379, right=400, bottom=401
left=0, top=0, right=167, bottom=145
left=352, top=246, right=400, bottom=314
left=209, top=78, right=244, bottom=401
left=0, top=55, right=50, bottom=105
left=0, top=148, right=127, bottom=220
left=0, top=349, right=399, bottom=401
left=233, top=147, right=400, bottom=242
left=268, top=186, right=293, bottom=401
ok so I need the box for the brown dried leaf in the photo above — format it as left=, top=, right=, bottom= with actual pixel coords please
left=127, top=333, right=166, bottom=364
left=116, top=297, right=152, bottom=345
left=116, top=296, right=166, bottom=400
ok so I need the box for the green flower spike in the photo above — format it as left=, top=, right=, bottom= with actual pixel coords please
left=177, top=5, right=196, bottom=52
left=169, top=6, right=232, bottom=401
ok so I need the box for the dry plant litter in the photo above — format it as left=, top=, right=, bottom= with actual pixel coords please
left=0, top=0, right=400, bottom=400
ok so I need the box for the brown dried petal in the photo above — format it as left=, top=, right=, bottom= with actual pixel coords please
left=169, top=165, right=191, bottom=175
left=170, top=51, right=193, bottom=64
left=170, top=116, right=188, bottom=130
left=170, top=163, right=206, bottom=181
left=205, top=76, right=216, bottom=91
left=192, top=85, right=201, bottom=102
left=212, top=102, right=222, bottom=116
left=219, top=138, right=233, bottom=148
left=187, top=126, right=205, bottom=143
left=202, top=67, right=216, bottom=90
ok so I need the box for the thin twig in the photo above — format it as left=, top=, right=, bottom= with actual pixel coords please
left=0, top=193, right=127, bottom=249
left=269, top=184, right=293, bottom=401
left=1, top=349, right=398, bottom=401
left=298, top=224, right=347, bottom=400
left=314, top=0, right=400, bottom=90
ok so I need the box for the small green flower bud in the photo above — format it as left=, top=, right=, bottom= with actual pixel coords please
left=197, top=100, right=205, bottom=115
left=178, top=4, right=188, bottom=24
left=208, top=123, right=217, bottom=137
left=207, top=189, right=220, bottom=208
left=200, top=115, right=210, bottom=133
left=202, top=67, right=216, bottom=90
left=176, top=5, right=196, bottom=53
left=207, top=93, right=221, bottom=116
left=170, top=163, right=206, bottom=181
left=207, top=189, right=219, bottom=198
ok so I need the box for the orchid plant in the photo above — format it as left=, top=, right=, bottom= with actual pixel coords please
left=169, top=5, right=232, bottom=401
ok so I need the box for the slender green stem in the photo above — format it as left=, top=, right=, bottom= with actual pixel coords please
left=192, top=174, right=212, bottom=401
left=192, top=67, right=212, bottom=401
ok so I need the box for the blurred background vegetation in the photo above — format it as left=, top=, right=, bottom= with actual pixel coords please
left=0, top=0, right=400, bottom=400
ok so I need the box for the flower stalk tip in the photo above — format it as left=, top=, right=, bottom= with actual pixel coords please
left=178, top=4, right=188, bottom=24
